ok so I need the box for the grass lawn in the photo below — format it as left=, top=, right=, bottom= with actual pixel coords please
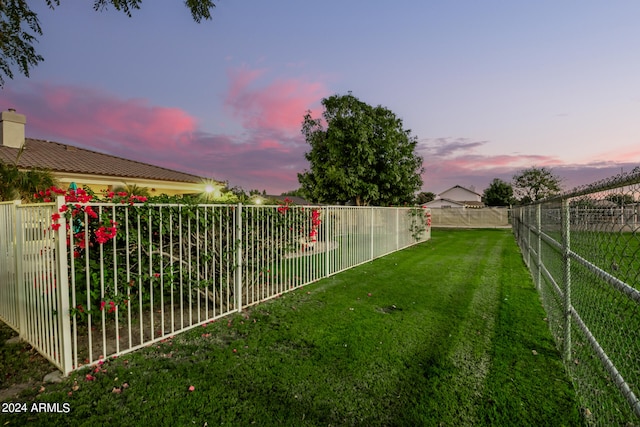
left=1, top=229, right=583, bottom=426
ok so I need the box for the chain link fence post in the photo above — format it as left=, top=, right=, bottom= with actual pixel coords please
left=536, top=203, right=542, bottom=290
left=561, top=198, right=572, bottom=364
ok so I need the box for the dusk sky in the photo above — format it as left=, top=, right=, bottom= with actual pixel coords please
left=2, top=1, right=640, bottom=196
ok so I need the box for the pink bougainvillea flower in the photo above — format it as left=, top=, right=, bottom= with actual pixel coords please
left=188, top=385, right=195, bottom=392
left=51, top=213, right=61, bottom=221
left=51, top=223, right=61, bottom=231
left=85, top=374, right=95, bottom=381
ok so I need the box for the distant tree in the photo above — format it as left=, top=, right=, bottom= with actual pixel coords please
left=0, top=0, right=216, bottom=87
left=605, top=193, right=635, bottom=206
left=416, top=191, right=436, bottom=205
left=281, top=188, right=306, bottom=197
left=298, top=93, right=424, bottom=206
left=512, top=167, right=562, bottom=204
left=482, top=179, right=514, bottom=206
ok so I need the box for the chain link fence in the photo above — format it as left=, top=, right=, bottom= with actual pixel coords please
left=512, top=169, right=640, bottom=426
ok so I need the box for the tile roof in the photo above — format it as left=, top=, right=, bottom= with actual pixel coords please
left=0, top=138, right=205, bottom=184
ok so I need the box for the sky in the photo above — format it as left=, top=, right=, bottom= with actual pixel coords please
left=2, top=0, right=640, bottom=196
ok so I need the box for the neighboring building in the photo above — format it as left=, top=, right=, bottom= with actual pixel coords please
left=422, top=185, right=485, bottom=208
left=0, top=109, right=222, bottom=197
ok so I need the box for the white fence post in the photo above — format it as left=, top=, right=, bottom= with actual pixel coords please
left=14, top=201, right=27, bottom=340
left=395, top=209, right=399, bottom=251
left=370, top=207, right=374, bottom=260
left=235, top=203, right=243, bottom=312
left=325, top=206, right=330, bottom=278
left=55, top=196, right=73, bottom=374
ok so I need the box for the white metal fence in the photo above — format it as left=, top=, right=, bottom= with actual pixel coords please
left=0, top=199, right=430, bottom=374
left=512, top=170, right=640, bottom=426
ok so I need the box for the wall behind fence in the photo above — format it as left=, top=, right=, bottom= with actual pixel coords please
left=512, top=169, right=640, bottom=426
left=429, top=207, right=511, bottom=228
left=0, top=201, right=430, bottom=375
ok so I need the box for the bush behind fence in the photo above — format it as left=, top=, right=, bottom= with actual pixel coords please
left=0, top=199, right=431, bottom=374
left=513, top=169, right=640, bottom=426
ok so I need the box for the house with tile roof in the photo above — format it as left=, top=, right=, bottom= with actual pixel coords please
left=0, top=109, right=222, bottom=197
left=422, top=185, right=485, bottom=208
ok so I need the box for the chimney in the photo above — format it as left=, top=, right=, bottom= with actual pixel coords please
left=0, top=109, right=26, bottom=149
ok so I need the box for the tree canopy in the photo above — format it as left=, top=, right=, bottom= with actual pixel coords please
left=416, top=191, right=436, bottom=205
left=512, top=166, right=562, bottom=203
left=0, top=0, right=215, bottom=87
left=482, top=178, right=514, bottom=206
left=298, top=93, right=424, bottom=206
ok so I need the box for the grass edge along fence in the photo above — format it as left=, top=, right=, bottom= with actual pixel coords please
left=0, top=197, right=431, bottom=375
left=512, top=168, right=640, bottom=426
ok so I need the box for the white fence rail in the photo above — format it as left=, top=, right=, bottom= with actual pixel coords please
left=0, top=199, right=430, bottom=374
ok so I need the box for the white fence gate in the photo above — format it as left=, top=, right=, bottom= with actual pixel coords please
left=0, top=199, right=430, bottom=374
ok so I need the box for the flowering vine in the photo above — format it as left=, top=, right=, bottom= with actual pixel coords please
left=35, top=185, right=148, bottom=318
left=309, top=208, right=321, bottom=243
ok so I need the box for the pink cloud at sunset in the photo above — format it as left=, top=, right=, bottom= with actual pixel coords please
left=2, top=83, right=197, bottom=152
left=1, top=75, right=328, bottom=193
left=224, top=66, right=328, bottom=135
left=584, top=146, right=640, bottom=165
left=3, top=80, right=637, bottom=197
left=417, top=137, right=639, bottom=195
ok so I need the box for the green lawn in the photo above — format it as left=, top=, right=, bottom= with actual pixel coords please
left=1, top=229, right=583, bottom=426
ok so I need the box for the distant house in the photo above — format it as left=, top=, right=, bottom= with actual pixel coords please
left=0, top=109, right=223, bottom=197
left=422, top=185, right=484, bottom=208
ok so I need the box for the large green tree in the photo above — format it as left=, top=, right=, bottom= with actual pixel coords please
left=298, top=93, right=424, bottom=206
left=0, top=0, right=215, bottom=87
left=482, top=178, right=514, bottom=206
left=512, top=166, right=562, bottom=203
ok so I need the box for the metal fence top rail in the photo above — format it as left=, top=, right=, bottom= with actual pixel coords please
left=15, top=200, right=428, bottom=209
